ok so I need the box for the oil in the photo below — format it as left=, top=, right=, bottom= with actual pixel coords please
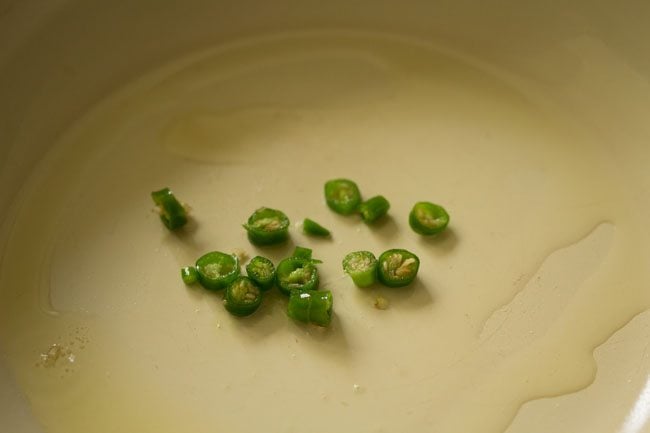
left=0, top=31, right=648, bottom=433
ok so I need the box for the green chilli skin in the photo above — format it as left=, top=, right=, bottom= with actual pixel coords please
left=290, top=246, right=322, bottom=264
left=242, top=207, right=290, bottom=245
left=409, top=202, right=450, bottom=235
left=195, top=251, right=240, bottom=291
left=151, top=187, right=188, bottom=230
left=342, top=251, right=378, bottom=288
left=287, top=289, right=333, bottom=327
left=359, top=195, right=390, bottom=223
left=303, top=218, right=331, bottom=237
left=292, top=246, right=313, bottom=261
left=180, top=266, right=198, bottom=285
left=377, top=249, right=420, bottom=288
left=224, top=276, right=263, bottom=317
left=276, top=257, right=320, bottom=296
left=245, top=256, right=276, bottom=291
left=324, top=179, right=362, bottom=215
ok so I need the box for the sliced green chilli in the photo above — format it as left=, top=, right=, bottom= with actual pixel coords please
left=276, top=257, right=319, bottom=296
left=290, top=246, right=323, bottom=264
left=409, top=202, right=450, bottom=235
left=324, top=179, right=361, bottom=215
left=292, top=246, right=313, bottom=261
left=151, top=187, right=188, bottom=230
left=303, top=218, right=331, bottom=237
left=242, top=207, right=290, bottom=245
left=287, top=289, right=333, bottom=327
left=224, top=276, right=263, bottom=317
left=195, top=251, right=240, bottom=291
left=342, top=251, right=378, bottom=288
left=377, top=249, right=420, bottom=288
left=359, top=195, right=390, bottom=223
left=181, top=266, right=198, bottom=285
left=245, top=256, right=276, bottom=291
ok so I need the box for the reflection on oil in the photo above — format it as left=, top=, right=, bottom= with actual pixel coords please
left=0, top=31, right=648, bottom=433
left=621, top=375, right=650, bottom=433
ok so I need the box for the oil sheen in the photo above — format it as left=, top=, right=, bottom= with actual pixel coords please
left=0, top=32, right=649, bottom=433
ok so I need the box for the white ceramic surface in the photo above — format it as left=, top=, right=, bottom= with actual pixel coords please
left=1, top=1, right=650, bottom=433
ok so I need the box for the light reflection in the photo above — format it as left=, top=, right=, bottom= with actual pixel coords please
left=621, top=375, right=650, bottom=433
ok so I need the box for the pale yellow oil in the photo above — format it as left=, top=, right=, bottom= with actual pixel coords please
left=1, top=31, right=649, bottom=433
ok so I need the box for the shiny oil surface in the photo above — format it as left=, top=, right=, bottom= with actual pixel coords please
left=1, top=32, right=649, bottom=433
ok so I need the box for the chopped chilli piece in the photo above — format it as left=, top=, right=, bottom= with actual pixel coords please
left=243, top=207, right=290, bottom=245
left=195, top=251, right=240, bottom=291
left=245, top=256, right=276, bottom=291
left=293, top=246, right=313, bottom=261
left=377, top=249, right=420, bottom=287
left=342, top=251, right=378, bottom=288
left=359, top=195, right=390, bottom=223
left=276, top=257, right=319, bottom=296
left=224, top=276, right=263, bottom=316
left=409, top=201, right=450, bottom=235
left=303, top=218, right=331, bottom=237
left=151, top=187, right=188, bottom=230
left=287, top=289, right=333, bottom=327
left=324, top=179, right=362, bottom=215
left=181, top=266, right=198, bottom=285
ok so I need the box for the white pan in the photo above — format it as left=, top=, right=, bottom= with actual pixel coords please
left=1, top=1, right=649, bottom=432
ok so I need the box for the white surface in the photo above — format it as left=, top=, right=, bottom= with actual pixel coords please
left=1, top=2, right=650, bottom=433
